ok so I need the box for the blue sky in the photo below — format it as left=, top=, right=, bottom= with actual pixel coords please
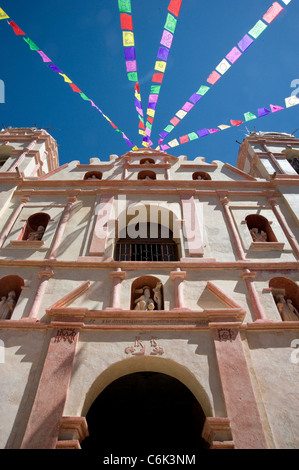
left=1, top=0, right=299, bottom=166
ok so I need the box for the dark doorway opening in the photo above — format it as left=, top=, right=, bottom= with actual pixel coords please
left=81, top=372, right=208, bottom=454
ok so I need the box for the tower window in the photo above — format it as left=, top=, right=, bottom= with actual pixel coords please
left=137, top=170, right=156, bottom=180
left=84, top=171, right=102, bottom=180
left=115, top=223, right=178, bottom=262
left=192, top=172, right=211, bottom=180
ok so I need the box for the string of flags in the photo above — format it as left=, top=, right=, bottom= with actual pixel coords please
left=0, top=6, right=135, bottom=148
left=158, top=0, right=291, bottom=146
left=0, top=0, right=295, bottom=152
left=117, top=0, right=146, bottom=137
left=142, top=0, right=183, bottom=148
left=158, top=96, right=299, bottom=151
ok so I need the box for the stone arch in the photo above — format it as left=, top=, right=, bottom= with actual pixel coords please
left=81, top=356, right=213, bottom=418
left=131, top=275, right=164, bottom=310
left=245, top=214, right=277, bottom=242
left=80, top=357, right=212, bottom=451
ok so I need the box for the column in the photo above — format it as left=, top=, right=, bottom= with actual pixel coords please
left=211, top=326, right=268, bottom=449
left=268, top=198, right=299, bottom=259
left=21, top=326, right=80, bottom=449
left=181, top=194, right=203, bottom=257
left=219, top=195, right=246, bottom=261
left=0, top=197, right=30, bottom=248
left=48, top=196, right=76, bottom=260
left=241, top=269, right=268, bottom=322
left=170, top=268, right=189, bottom=310
left=105, top=268, right=127, bottom=310
left=25, top=267, right=54, bottom=320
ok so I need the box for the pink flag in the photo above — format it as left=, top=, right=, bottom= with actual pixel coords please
left=263, top=2, right=283, bottom=24
left=270, top=104, right=284, bottom=112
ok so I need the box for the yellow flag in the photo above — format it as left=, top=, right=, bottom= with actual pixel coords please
left=59, top=73, right=72, bottom=83
left=218, top=124, right=231, bottom=130
left=123, top=31, right=134, bottom=47
left=147, top=108, right=155, bottom=118
left=0, top=8, right=9, bottom=20
left=132, top=146, right=138, bottom=151
left=154, top=61, right=166, bottom=73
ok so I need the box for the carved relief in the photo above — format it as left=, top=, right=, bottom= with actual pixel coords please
left=217, top=328, right=238, bottom=342
left=125, top=336, right=164, bottom=356
left=54, top=328, right=77, bottom=344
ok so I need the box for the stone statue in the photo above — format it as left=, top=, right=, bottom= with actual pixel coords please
left=250, top=227, right=267, bottom=242
left=134, top=286, right=155, bottom=311
left=86, top=174, right=100, bottom=180
left=275, top=294, right=299, bottom=321
left=0, top=290, right=16, bottom=320
left=27, top=225, right=45, bottom=241
left=153, top=281, right=163, bottom=310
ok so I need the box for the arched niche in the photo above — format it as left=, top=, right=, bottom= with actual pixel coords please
left=245, top=214, right=277, bottom=243
left=140, top=158, right=155, bottom=165
left=192, top=171, right=211, bottom=180
left=0, top=275, right=24, bottom=320
left=269, top=277, right=299, bottom=321
left=83, top=171, right=102, bottom=180
left=19, top=212, right=50, bottom=241
left=137, top=170, right=156, bottom=180
left=131, top=275, right=164, bottom=310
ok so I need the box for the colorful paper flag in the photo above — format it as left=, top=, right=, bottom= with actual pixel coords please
left=248, top=20, right=267, bottom=39
left=8, top=21, right=25, bottom=35
left=230, top=120, right=243, bottom=126
left=226, top=46, right=242, bottom=64
left=207, top=71, right=221, bottom=85
left=270, top=104, right=284, bottom=112
left=23, top=37, right=39, bottom=51
left=285, top=96, right=299, bottom=107
left=37, top=51, right=52, bottom=63
left=168, top=0, right=182, bottom=17
left=216, top=58, right=231, bottom=75
left=164, top=13, right=177, bottom=34
left=123, top=31, right=134, bottom=47
left=257, top=107, right=270, bottom=117
left=120, top=13, right=133, bottom=30
left=263, top=2, right=284, bottom=23
left=59, top=73, right=72, bottom=83
left=118, top=0, right=132, bottom=14
left=238, top=34, right=254, bottom=52
left=244, top=112, right=257, bottom=121
left=0, top=7, right=9, bottom=20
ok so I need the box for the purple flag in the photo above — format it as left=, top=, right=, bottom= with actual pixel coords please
left=48, top=63, right=63, bottom=73
left=257, top=107, right=270, bottom=117
left=189, top=93, right=202, bottom=104
left=197, top=128, right=209, bottom=137
left=124, top=46, right=136, bottom=60
left=238, top=34, right=254, bottom=52
left=157, top=46, right=170, bottom=61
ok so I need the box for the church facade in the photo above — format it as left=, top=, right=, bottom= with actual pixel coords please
left=0, top=127, right=298, bottom=450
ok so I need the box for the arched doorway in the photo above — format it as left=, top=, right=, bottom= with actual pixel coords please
left=81, top=372, right=208, bottom=453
